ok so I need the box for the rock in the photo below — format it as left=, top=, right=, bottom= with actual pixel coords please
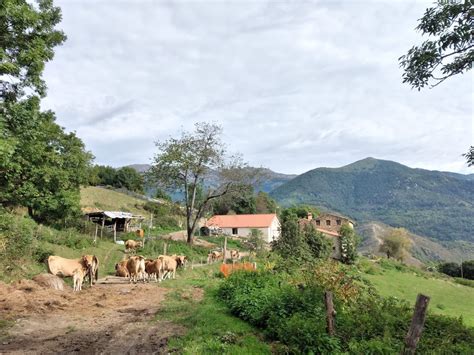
left=33, top=274, right=67, bottom=291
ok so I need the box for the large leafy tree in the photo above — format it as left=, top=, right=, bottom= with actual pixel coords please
left=1, top=1, right=93, bottom=225
left=150, top=122, right=250, bottom=244
left=399, top=0, right=473, bottom=90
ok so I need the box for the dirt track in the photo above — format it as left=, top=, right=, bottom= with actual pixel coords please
left=0, top=279, right=186, bottom=354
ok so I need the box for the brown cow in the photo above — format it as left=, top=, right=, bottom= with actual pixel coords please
left=126, top=255, right=146, bottom=283
left=82, top=255, right=99, bottom=286
left=125, top=240, right=143, bottom=252
left=172, top=255, right=188, bottom=268
left=145, top=258, right=162, bottom=282
left=230, top=249, right=240, bottom=261
left=115, top=260, right=129, bottom=278
left=207, top=251, right=222, bottom=264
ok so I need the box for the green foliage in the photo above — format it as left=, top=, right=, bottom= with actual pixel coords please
left=154, top=187, right=171, bottom=201
left=280, top=204, right=319, bottom=220
left=212, top=184, right=256, bottom=215
left=0, top=0, right=67, bottom=101
left=270, top=158, right=474, bottom=244
left=272, top=212, right=332, bottom=262
left=255, top=191, right=277, bottom=214
left=219, top=265, right=474, bottom=354
left=246, top=229, right=266, bottom=257
left=464, top=146, right=473, bottom=167
left=379, top=228, right=412, bottom=261
left=140, top=239, right=209, bottom=261
left=461, top=260, right=474, bottom=280
left=339, top=224, right=358, bottom=264
left=399, top=0, right=473, bottom=90
left=438, top=261, right=461, bottom=277
left=143, top=200, right=183, bottom=229
left=88, top=165, right=144, bottom=193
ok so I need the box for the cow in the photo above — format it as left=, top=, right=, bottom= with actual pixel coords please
left=207, top=251, right=222, bottom=264
left=158, top=255, right=177, bottom=280
left=47, top=255, right=94, bottom=288
left=126, top=255, right=146, bottom=283
left=73, top=268, right=86, bottom=292
left=145, top=258, right=162, bottom=282
left=125, top=239, right=143, bottom=253
left=230, top=249, right=240, bottom=261
left=82, top=255, right=99, bottom=286
left=173, top=255, right=188, bottom=269
left=115, top=260, right=130, bottom=278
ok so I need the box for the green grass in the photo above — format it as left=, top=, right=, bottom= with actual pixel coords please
left=202, top=236, right=248, bottom=251
left=80, top=186, right=147, bottom=215
left=155, top=265, right=271, bottom=354
left=362, top=261, right=474, bottom=327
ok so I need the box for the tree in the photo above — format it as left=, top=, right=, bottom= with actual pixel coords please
left=339, top=224, right=358, bottom=264
left=379, top=228, right=412, bottom=261
left=304, top=224, right=332, bottom=260
left=0, top=1, right=92, bottom=226
left=272, top=212, right=310, bottom=260
left=247, top=228, right=266, bottom=257
left=399, top=0, right=473, bottom=90
left=461, top=260, right=474, bottom=280
left=438, top=262, right=461, bottom=277
left=150, top=122, right=249, bottom=244
left=464, top=146, right=474, bottom=167
left=115, top=167, right=144, bottom=193
left=255, top=191, right=277, bottom=214
left=212, top=184, right=256, bottom=215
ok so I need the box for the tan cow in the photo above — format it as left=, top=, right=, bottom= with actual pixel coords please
left=115, top=260, right=129, bottom=278
left=73, top=268, right=86, bottom=292
left=230, top=249, right=240, bottom=261
left=207, top=251, right=222, bottom=264
left=158, top=255, right=178, bottom=280
left=126, top=255, right=146, bottom=283
left=125, top=239, right=143, bottom=253
left=173, top=255, right=188, bottom=268
left=82, top=255, right=99, bottom=286
left=47, top=255, right=94, bottom=287
left=145, top=258, right=162, bottom=282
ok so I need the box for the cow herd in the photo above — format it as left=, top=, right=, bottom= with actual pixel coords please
left=46, top=240, right=242, bottom=292
left=114, top=254, right=188, bottom=284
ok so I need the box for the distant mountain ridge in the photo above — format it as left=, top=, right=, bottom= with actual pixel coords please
left=270, top=157, right=474, bottom=244
left=126, top=164, right=296, bottom=194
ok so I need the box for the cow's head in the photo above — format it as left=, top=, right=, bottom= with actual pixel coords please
left=81, top=255, right=93, bottom=271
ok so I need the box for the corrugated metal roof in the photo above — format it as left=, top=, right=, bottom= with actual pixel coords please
left=206, top=214, right=277, bottom=228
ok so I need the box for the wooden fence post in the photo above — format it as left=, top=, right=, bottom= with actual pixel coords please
left=163, top=242, right=167, bottom=255
left=402, top=294, right=430, bottom=355
left=223, top=235, right=228, bottom=264
left=324, top=291, right=335, bottom=336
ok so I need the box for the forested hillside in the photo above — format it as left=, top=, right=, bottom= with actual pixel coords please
left=270, top=158, right=474, bottom=243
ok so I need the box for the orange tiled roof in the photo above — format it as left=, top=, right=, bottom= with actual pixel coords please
left=206, top=214, right=277, bottom=228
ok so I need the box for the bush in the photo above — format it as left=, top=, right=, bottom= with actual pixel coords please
left=218, top=263, right=474, bottom=354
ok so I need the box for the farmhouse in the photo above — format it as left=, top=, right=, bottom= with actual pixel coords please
left=299, top=212, right=355, bottom=260
left=205, top=213, right=280, bottom=243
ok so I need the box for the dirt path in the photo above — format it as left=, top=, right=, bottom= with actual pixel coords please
left=0, top=278, right=185, bottom=354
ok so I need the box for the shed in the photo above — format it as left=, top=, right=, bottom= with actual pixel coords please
left=85, top=210, right=144, bottom=242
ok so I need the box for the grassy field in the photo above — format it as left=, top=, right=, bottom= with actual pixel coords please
left=361, top=261, right=474, bottom=327
left=80, top=186, right=147, bottom=215
left=156, top=265, right=272, bottom=354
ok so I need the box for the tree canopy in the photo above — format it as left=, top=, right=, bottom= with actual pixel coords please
left=379, top=228, right=412, bottom=261
left=150, top=122, right=250, bottom=243
left=1, top=0, right=92, bottom=225
left=399, top=0, right=473, bottom=90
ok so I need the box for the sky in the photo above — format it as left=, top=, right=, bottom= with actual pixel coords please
left=42, top=0, right=473, bottom=175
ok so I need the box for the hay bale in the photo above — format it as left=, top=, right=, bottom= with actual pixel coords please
left=33, top=273, right=67, bottom=291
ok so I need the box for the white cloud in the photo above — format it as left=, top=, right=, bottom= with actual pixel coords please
left=42, top=0, right=473, bottom=174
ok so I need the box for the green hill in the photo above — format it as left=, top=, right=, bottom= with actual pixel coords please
left=270, top=158, right=474, bottom=246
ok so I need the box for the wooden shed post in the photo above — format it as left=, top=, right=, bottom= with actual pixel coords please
left=113, top=220, right=117, bottom=243
left=94, top=223, right=98, bottom=244
left=100, top=217, right=105, bottom=239
left=402, top=294, right=430, bottom=355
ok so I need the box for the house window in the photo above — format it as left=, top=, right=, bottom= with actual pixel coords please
left=316, top=220, right=320, bottom=226
left=326, top=220, right=331, bottom=226
left=336, top=220, right=341, bottom=226
left=232, top=228, right=238, bottom=235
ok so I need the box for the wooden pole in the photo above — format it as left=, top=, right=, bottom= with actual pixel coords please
left=223, top=235, right=228, bottom=264
left=402, top=294, right=430, bottom=355
left=94, top=223, right=98, bottom=243
left=100, top=217, right=105, bottom=239
left=324, top=291, right=336, bottom=336
left=163, top=242, right=167, bottom=255
left=113, top=220, right=117, bottom=243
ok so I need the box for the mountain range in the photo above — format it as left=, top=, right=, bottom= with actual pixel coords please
left=128, top=158, right=474, bottom=260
